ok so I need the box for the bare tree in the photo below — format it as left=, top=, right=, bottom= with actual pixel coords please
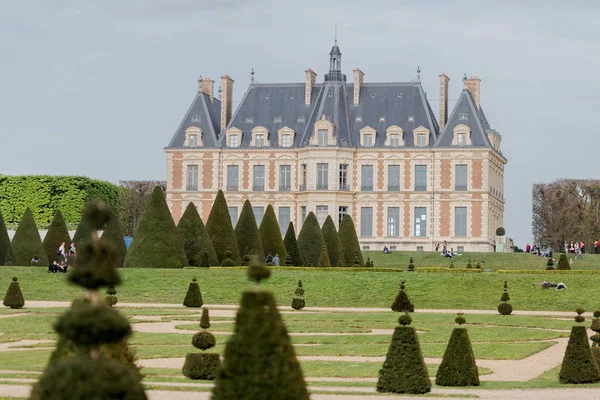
left=118, top=181, right=166, bottom=236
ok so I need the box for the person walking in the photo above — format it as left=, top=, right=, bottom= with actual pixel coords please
left=57, top=242, right=66, bottom=263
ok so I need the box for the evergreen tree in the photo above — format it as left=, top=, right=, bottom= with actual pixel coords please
left=318, top=246, right=331, bottom=267
left=200, top=251, right=210, bottom=268
left=466, top=259, right=472, bottom=269
left=123, top=186, right=188, bottom=268
left=182, top=308, right=220, bottom=380
left=212, top=259, right=308, bottom=399
left=183, top=278, right=203, bottom=308
left=43, top=210, right=71, bottom=264
left=99, top=212, right=127, bottom=268
left=321, top=216, right=344, bottom=267
left=206, top=190, right=241, bottom=265
left=377, top=313, right=431, bottom=394
left=72, top=206, right=93, bottom=249
left=435, top=314, right=480, bottom=386
left=0, top=209, right=15, bottom=266
left=338, top=214, right=363, bottom=267
left=105, top=286, right=118, bottom=307
left=559, top=308, right=600, bottom=384
left=557, top=253, right=570, bottom=270
left=546, top=257, right=555, bottom=270
left=391, top=281, right=415, bottom=312
left=297, top=212, right=325, bottom=267
left=449, top=261, right=455, bottom=269
left=285, top=253, right=293, bottom=266
left=498, top=281, right=513, bottom=315
left=590, top=310, right=600, bottom=364
left=283, top=222, right=302, bottom=266
left=11, top=207, right=48, bottom=266
left=235, top=200, right=264, bottom=261
left=31, top=200, right=146, bottom=399
left=292, top=280, right=305, bottom=310
left=259, top=205, right=287, bottom=261
left=177, top=203, right=218, bottom=267
left=3, top=277, right=25, bottom=309
left=407, top=257, right=415, bottom=272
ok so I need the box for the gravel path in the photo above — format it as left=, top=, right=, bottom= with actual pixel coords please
left=0, top=340, right=54, bottom=352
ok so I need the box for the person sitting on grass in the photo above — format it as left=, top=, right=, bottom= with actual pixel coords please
left=444, top=248, right=454, bottom=258
left=383, top=246, right=390, bottom=254
left=48, top=261, right=61, bottom=273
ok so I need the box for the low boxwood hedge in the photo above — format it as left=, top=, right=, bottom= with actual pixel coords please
left=497, top=270, right=600, bottom=274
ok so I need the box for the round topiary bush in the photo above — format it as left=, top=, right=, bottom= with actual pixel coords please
left=105, top=285, right=118, bottom=307
left=3, top=276, right=24, bottom=309
left=192, top=331, right=216, bottom=350
left=182, top=309, right=220, bottom=380
left=498, top=302, right=513, bottom=315
left=292, top=280, right=305, bottom=310
left=407, top=257, right=415, bottom=272
left=220, top=250, right=236, bottom=267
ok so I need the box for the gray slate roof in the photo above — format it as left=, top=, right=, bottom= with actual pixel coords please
left=166, top=92, right=221, bottom=148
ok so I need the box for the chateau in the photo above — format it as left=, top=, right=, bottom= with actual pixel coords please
left=165, top=43, right=506, bottom=252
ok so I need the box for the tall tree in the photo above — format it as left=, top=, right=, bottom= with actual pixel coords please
left=297, top=212, right=325, bottom=266
left=177, top=202, right=218, bottom=267
left=321, top=216, right=345, bottom=267
left=11, top=207, right=48, bottom=266
left=206, top=190, right=241, bottom=265
left=234, top=200, right=264, bottom=260
left=43, top=210, right=71, bottom=263
left=0, top=209, right=14, bottom=266
left=259, top=205, right=287, bottom=261
left=338, top=214, right=364, bottom=267
left=117, top=180, right=166, bottom=236
left=99, top=212, right=127, bottom=268
left=283, top=222, right=302, bottom=266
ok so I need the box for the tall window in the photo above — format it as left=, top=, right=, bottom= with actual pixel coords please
left=457, top=133, right=466, bottom=146
left=188, top=134, right=197, bottom=147
left=388, top=165, right=400, bottom=191
left=414, top=207, right=426, bottom=237
left=455, top=207, right=467, bottom=237
left=364, top=134, right=373, bottom=147
left=253, top=165, right=265, bottom=191
left=228, top=206, right=238, bottom=226
left=253, top=207, right=265, bottom=226
left=338, top=206, right=347, bottom=225
left=278, top=207, right=291, bottom=235
left=361, top=165, right=373, bottom=191
left=186, top=165, right=198, bottom=191
left=318, top=129, right=328, bottom=146
left=227, top=165, right=239, bottom=191
left=317, top=163, right=328, bottom=190
left=416, top=134, right=426, bottom=147
left=414, top=165, right=427, bottom=191
left=316, top=205, right=328, bottom=226
left=455, top=164, right=468, bottom=191
left=339, top=164, right=348, bottom=190
left=281, top=133, right=291, bottom=147
left=387, top=207, right=400, bottom=237
left=390, top=133, right=400, bottom=147
left=361, top=207, right=373, bottom=237
left=229, top=134, right=239, bottom=148
left=279, top=165, right=291, bottom=191
left=255, top=133, right=265, bottom=147
left=300, top=164, right=307, bottom=190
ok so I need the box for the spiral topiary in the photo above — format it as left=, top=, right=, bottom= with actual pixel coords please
left=498, top=281, right=513, bottom=315
left=292, top=280, right=306, bottom=310
left=182, top=308, right=220, bottom=380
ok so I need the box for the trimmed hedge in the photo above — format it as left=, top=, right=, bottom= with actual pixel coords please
left=3, top=277, right=24, bottom=309
left=338, top=214, right=363, bottom=267
left=99, top=212, right=127, bottom=268
left=318, top=246, right=331, bottom=267
left=560, top=324, right=600, bottom=384
left=497, top=270, right=600, bottom=274
left=42, top=210, right=71, bottom=264
left=183, top=278, right=203, bottom=308
left=259, top=205, right=287, bottom=262
left=0, top=209, right=14, bottom=266
left=183, top=309, right=220, bottom=380
left=321, top=216, right=344, bottom=267
left=435, top=317, right=479, bottom=386
left=557, top=253, right=570, bottom=270
left=416, top=268, right=482, bottom=273
left=235, top=200, right=264, bottom=261
left=284, top=222, right=302, bottom=266
left=297, top=212, right=325, bottom=266
left=177, top=203, right=218, bottom=267
left=11, top=207, right=48, bottom=266
left=206, top=191, right=241, bottom=265
left=391, top=281, right=414, bottom=313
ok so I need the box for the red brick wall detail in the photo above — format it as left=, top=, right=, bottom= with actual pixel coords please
left=172, top=152, right=183, bottom=190
left=472, top=159, right=482, bottom=189
left=242, top=155, right=249, bottom=190
left=171, top=193, right=182, bottom=224
left=440, top=159, right=451, bottom=189
left=403, top=158, right=411, bottom=190
left=376, top=196, right=384, bottom=237
left=202, top=154, right=213, bottom=189
left=202, top=193, right=213, bottom=222
left=403, top=194, right=410, bottom=237
left=471, top=199, right=482, bottom=237
left=440, top=193, right=450, bottom=236
left=377, top=153, right=384, bottom=190
left=268, top=153, right=276, bottom=190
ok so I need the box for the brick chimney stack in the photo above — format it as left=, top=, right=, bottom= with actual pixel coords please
left=439, top=73, right=450, bottom=130
left=353, top=68, right=364, bottom=106
left=199, top=78, right=215, bottom=102
left=305, top=69, right=317, bottom=107
left=465, top=76, right=481, bottom=109
left=220, top=75, right=234, bottom=131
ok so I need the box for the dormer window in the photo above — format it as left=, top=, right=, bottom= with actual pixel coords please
left=385, top=125, right=404, bottom=147
left=359, top=126, right=377, bottom=147
left=255, top=133, right=265, bottom=147
left=458, top=113, right=469, bottom=121
left=318, top=129, right=328, bottom=146
left=191, top=115, right=202, bottom=123
left=457, top=133, right=466, bottom=146
left=297, top=116, right=306, bottom=123
left=185, top=127, right=202, bottom=147
left=390, top=134, right=400, bottom=146
left=277, top=126, right=295, bottom=147
left=245, top=117, right=254, bottom=123
left=189, top=134, right=197, bottom=147
left=230, top=134, right=239, bottom=147
left=226, top=127, right=242, bottom=148
left=281, top=134, right=291, bottom=147
left=416, top=134, right=426, bottom=147
left=452, top=124, right=472, bottom=146
left=412, top=126, right=431, bottom=147
left=274, top=116, right=282, bottom=123
left=251, top=126, right=269, bottom=147
left=310, top=115, right=334, bottom=146
left=364, top=134, right=373, bottom=147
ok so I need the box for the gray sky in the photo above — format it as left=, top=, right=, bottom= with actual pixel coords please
left=1, top=0, right=599, bottom=247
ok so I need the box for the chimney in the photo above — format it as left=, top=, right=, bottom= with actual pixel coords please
left=353, top=68, right=364, bottom=106
left=199, top=78, right=215, bottom=102
left=305, top=69, right=317, bottom=106
left=465, top=76, right=481, bottom=109
left=439, top=73, right=450, bottom=130
left=220, top=75, right=234, bottom=131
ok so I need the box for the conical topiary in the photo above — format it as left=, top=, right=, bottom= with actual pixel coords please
left=212, top=259, right=308, bottom=399
left=259, top=205, right=287, bottom=262
left=338, top=214, right=363, bottom=267
left=297, top=212, right=325, bottom=267
left=31, top=200, right=146, bottom=399
left=590, top=310, right=600, bottom=364
left=177, top=202, right=218, bottom=267
left=182, top=308, right=220, bottom=380
left=557, top=253, right=570, bottom=270
left=449, top=261, right=455, bottom=269
left=235, top=200, right=265, bottom=262
left=72, top=206, right=93, bottom=249
left=546, top=257, right=555, bottom=270
left=105, top=285, right=117, bottom=307
left=42, top=210, right=71, bottom=264
left=466, top=258, right=472, bottom=269
left=123, top=186, right=188, bottom=268
left=321, top=216, right=345, bottom=267
left=292, top=280, right=305, bottom=310
left=559, top=308, right=600, bottom=384
left=200, top=251, right=210, bottom=268
left=0, top=209, right=14, bottom=266
left=206, top=190, right=241, bottom=265
left=318, top=246, right=331, bottom=267
left=3, top=277, right=24, bottom=309
left=498, top=281, right=513, bottom=315
left=283, top=222, right=302, bottom=266
left=391, top=281, right=414, bottom=312
left=183, top=278, right=203, bottom=308
left=285, top=253, right=293, bottom=266
left=352, top=253, right=360, bottom=267
left=377, top=313, right=431, bottom=394
left=99, top=211, right=127, bottom=268
left=435, top=314, right=480, bottom=386
left=476, top=260, right=481, bottom=269
left=407, top=257, right=415, bottom=272
left=11, top=207, right=48, bottom=266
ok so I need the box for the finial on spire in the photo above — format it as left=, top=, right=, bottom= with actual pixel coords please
left=218, top=85, right=222, bottom=100
left=250, top=68, right=255, bottom=84
left=335, top=22, right=338, bottom=44
left=417, top=66, right=421, bottom=81
left=463, top=73, right=467, bottom=88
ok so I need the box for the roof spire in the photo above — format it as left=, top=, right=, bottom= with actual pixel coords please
left=335, top=22, right=338, bottom=45
left=250, top=68, right=255, bottom=84
left=218, top=85, right=222, bottom=100
left=463, top=73, right=467, bottom=88
left=417, top=66, right=421, bottom=81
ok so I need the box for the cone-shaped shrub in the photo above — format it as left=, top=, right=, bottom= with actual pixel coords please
left=352, top=253, right=360, bottom=267
left=177, top=203, right=218, bottom=267
left=235, top=200, right=264, bottom=261
left=557, top=253, right=570, bottom=270
left=105, top=285, right=118, bottom=307
left=284, top=222, right=302, bottom=266
left=72, top=206, right=93, bottom=249
left=285, top=253, right=293, bottom=266
left=498, top=281, right=513, bottom=315
left=43, top=210, right=71, bottom=264
left=476, top=260, right=481, bottom=269
left=407, top=257, right=415, bottom=272
left=590, top=310, right=600, bottom=364
left=206, top=190, right=241, bottom=265
left=435, top=314, right=480, bottom=386
left=338, top=214, right=363, bottom=267
left=31, top=200, right=145, bottom=399
left=391, top=281, right=414, bottom=312
left=259, top=205, right=287, bottom=261
left=297, top=212, right=325, bottom=267
left=99, top=212, right=127, bottom=268
left=559, top=309, right=600, bottom=384
left=0, top=210, right=14, bottom=266
left=3, top=277, right=25, bottom=309
left=123, top=186, right=187, bottom=268
left=466, top=258, right=472, bottom=269
left=546, top=257, right=555, bottom=270
left=183, top=278, right=203, bottom=308
left=183, top=308, right=220, bottom=380
left=377, top=313, right=431, bottom=394
left=318, top=246, right=331, bottom=267
left=292, top=280, right=306, bottom=310
left=321, top=216, right=344, bottom=267
left=11, top=207, right=48, bottom=266
left=449, top=261, right=455, bottom=269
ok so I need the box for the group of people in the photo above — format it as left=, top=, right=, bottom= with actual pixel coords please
left=265, top=253, right=280, bottom=266
left=48, top=241, right=76, bottom=273
left=435, top=241, right=456, bottom=258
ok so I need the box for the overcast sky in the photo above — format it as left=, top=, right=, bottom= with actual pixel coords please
left=1, top=0, right=599, bottom=247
